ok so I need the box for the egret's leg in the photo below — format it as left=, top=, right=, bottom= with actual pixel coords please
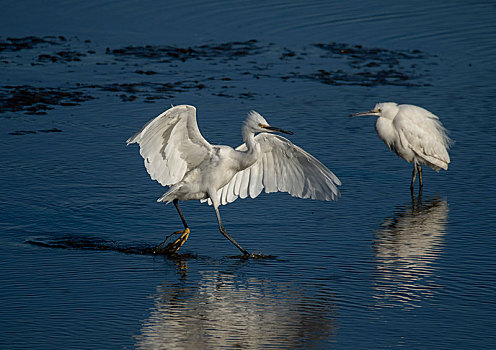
left=174, top=199, right=188, bottom=229
left=213, top=204, right=249, bottom=256
left=410, top=164, right=418, bottom=189
left=411, top=185, right=423, bottom=208
left=417, top=164, right=423, bottom=188
left=154, top=199, right=190, bottom=254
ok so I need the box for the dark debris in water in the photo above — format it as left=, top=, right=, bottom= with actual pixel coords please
left=135, top=70, right=157, bottom=75
left=306, top=42, right=429, bottom=87
left=0, top=35, right=67, bottom=52
left=9, top=128, right=62, bottom=135
left=1, top=36, right=91, bottom=66
left=38, top=50, right=86, bottom=63
left=108, top=39, right=264, bottom=62
left=0, top=85, right=94, bottom=114
left=302, top=68, right=422, bottom=87
left=315, top=42, right=424, bottom=63
left=81, top=80, right=207, bottom=102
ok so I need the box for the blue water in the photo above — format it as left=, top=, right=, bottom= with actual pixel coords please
left=1, top=1, right=495, bottom=349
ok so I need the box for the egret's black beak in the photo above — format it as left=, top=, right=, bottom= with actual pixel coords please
left=349, top=110, right=379, bottom=117
left=264, top=126, right=293, bottom=135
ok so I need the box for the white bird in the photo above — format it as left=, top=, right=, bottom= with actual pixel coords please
left=350, top=102, right=452, bottom=189
left=127, top=105, right=341, bottom=256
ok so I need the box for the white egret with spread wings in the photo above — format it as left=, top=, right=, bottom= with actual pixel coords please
left=127, top=105, right=341, bottom=256
left=351, top=102, right=452, bottom=189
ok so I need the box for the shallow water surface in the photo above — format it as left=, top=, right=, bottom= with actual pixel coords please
left=1, top=1, right=495, bottom=349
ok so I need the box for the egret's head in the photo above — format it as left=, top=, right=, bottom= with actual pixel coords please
left=350, top=102, right=399, bottom=120
left=245, top=111, right=293, bottom=135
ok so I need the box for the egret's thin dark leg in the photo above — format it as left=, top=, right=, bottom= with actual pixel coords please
left=417, top=185, right=423, bottom=203
left=417, top=164, right=423, bottom=188
left=411, top=164, right=418, bottom=189
left=411, top=185, right=423, bottom=209
left=174, top=199, right=188, bottom=229
left=213, top=205, right=249, bottom=256
left=154, top=199, right=190, bottom=254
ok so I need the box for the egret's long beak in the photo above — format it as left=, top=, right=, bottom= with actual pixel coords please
left=349, top=110, right=380, bottom=117
left=263, top=125, right=293, bottom=135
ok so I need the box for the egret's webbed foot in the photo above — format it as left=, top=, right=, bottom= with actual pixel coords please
left=153, top=228, right=190, bottom=255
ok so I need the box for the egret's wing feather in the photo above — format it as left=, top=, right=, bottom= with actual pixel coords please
left=127, top=105, right=212, bottom=186
left=216, top=133, right=341, bottom=205
left=394, top=108, right=451, bottom=170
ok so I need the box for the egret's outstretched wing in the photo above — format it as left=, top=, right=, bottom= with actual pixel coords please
left=394, top=106, right=451, bottom=170
left=207, top=133, right=341, bottom=206
left=127, top=105, right=212, bottom=186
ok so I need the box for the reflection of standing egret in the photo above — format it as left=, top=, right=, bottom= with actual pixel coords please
left=127, top=105, right=341, bottom=256
left=135, top=271, right=337, bottom=349
left=373, top=196, right=449, bottom=308
left=350, top=103, right=452, bottom=189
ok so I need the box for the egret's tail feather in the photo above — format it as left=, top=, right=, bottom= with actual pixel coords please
left=420, top=154, right=449, bottom=172
left=157, top=185, right=179, bottom=204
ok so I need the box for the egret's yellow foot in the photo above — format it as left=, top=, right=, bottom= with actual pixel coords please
left=153, top=228, right=190, bottom=255
left=165, top=228, right=190, bottom=253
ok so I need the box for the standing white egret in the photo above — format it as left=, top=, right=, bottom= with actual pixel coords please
left=127, top=105, right=341, bottom=256
left=350, top=102, right=452, bottom=189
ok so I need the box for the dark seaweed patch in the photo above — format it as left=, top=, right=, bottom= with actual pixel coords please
left=38, top=50, right=86, bottom=63
left=108, top=39, right=264, bottom=62
left=304, top=42, right=429, bottom=87
left=279, top=48, right=298, bottom=60
left=8, top=128, right=62, bottom=135
left=0, top=85, right=94, bottom=114
left=302, top=68, right=421, bottom=87
left=314, top=42, right=424, bottom=67
left=87, top=81, right=207, bottom=102
left=0, top=36, right=64, bottom=52
left=135, top=70, right=157, bottom=75
left=8, top=130, right=37, bottom=135
left=39, top=128, right=62, bottom=133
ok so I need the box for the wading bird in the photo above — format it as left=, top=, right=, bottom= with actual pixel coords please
left=127, top=105, right=341, bottom=256
left=350, top=102, right=452, bottom=189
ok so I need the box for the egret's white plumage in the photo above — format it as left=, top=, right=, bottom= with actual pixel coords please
left=351, top=102, right=452, bottom=188
left=127, top=105, right=341, bottom=255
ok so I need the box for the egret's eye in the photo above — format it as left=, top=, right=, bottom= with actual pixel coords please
left=377, top=109, right=382, bottom=112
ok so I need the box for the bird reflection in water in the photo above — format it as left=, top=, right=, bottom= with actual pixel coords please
left=373, top=193, right=448, bottom=308
left=134, top=270, right=337, bottom=349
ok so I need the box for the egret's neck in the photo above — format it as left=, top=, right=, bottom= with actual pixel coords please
left=242, top=124, right=257, bottom=151
left=375, top=117, right=396, bottom=149
left=240, top=124, right=260, bottom=168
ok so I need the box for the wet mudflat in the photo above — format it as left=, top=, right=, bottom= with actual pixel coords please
left=1, top=1, right=495, bottom=349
